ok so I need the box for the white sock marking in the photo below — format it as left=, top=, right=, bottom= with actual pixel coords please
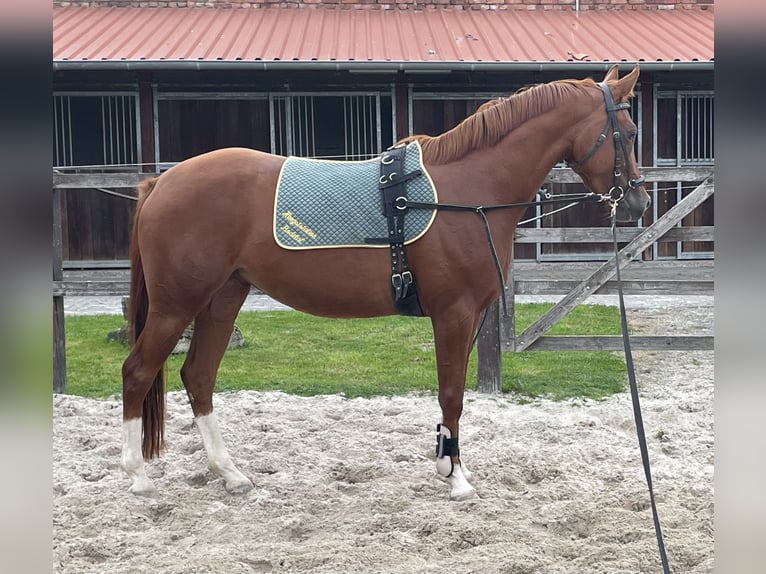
left=121, top=418, right=157, bottom=496
left=195, top=413, right=252, bottom=493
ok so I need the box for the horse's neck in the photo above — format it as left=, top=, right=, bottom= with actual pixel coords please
left=469, top=121, right=571, bottom=206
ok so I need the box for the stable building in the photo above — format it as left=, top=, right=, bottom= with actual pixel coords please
left=52, top=0, right=714, bottom=265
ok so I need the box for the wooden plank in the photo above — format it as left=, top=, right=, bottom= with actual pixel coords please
left=53, top=279, right=266, bottom=297
left=53, top=172, right=155, bottom=189
left=476, top=303, right=502, bottom=393
left=525, top=335, right=714, bottom=351
left=53, top=187, right=67, bottom=394
left=512, top=259, right=714, bottom=281
left=502, top=248, right=516, bottom=353
left=477, top=245, right=516, bottom=392
left=514, top=279, right=713, bottom=296
left=544, top=166, right=714, bottom=184
left=513, top=177, right=714, bottom=352
left=63, top=259, right=130, bottom=270
left=513, top=226, right=714, bottom=243
left=138, top=73, right=156, bottom=173
left=53, top=281, right=131, bottom=297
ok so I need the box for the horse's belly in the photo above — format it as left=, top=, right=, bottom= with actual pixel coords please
left=238, top=247, right=398, bottom=319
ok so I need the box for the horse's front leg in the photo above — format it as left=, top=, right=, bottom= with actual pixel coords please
left=431, top=309, right=480, bottom=501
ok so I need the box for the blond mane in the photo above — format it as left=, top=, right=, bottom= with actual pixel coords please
left=404, top=78, right=598, bottom=165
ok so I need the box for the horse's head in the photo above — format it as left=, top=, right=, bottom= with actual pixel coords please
left=567, top=64, right=650, bottom=223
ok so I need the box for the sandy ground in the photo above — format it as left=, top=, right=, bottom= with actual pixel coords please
left=53, top=303, right=713, bottom=574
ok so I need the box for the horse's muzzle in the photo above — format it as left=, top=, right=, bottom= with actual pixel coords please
left=615, top=185, right=651, bottom=222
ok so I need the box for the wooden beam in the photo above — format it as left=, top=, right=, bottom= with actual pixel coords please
left=476, top=302, right=502, bottom=393
left=544, top=165, right=713, bottom=184
left=138, top=72, right=156, bottom=173
left=513, top=226, right=714, bottom=243
left=525, top=335, right=714, bottom=351
left=514, top=279, right=713, bottom=296
left=53, top=187, right=67, bottom=394
left=53, top=172, right=155, bottom=189
left=394, top=72, right=409, bottom=142
left=513, top=177, right=714, bottom=352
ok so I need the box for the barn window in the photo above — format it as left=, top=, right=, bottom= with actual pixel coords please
left=53, top=93, right=140, bottom=169
left=653, top=90, right=714, bottom=259
left=270, top=93, right=393, bottom=160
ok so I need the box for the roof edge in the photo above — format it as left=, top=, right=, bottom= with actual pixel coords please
left=53, top=60, right=714, bottom=73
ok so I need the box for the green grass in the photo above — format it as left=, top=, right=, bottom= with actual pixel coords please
left=64, top=303, right=626, bottom=401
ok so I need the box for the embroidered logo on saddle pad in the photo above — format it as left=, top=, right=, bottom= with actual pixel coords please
left=273, top=141, right=437, bottom=250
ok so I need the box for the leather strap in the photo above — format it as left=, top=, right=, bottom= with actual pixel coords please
left=611, top=214, right=671, bottom=574
left=378, top=145, right=424, bottom=316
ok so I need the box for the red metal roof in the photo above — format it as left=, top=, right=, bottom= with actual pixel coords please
left=53, top=6, right=714, bottom=70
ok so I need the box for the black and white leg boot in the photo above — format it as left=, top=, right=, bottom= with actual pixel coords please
left=435, top=423, right=476, bottom=501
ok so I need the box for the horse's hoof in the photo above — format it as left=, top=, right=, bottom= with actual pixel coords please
left=225, top=477, right=254, bottom=495
left=129, top=480, right=158, bottom=497
left=449, top=484, right=477, bottom=501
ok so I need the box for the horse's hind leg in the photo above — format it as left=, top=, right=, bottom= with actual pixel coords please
left=432, top=308, right=480, bottom=501
left=122, top=312, right=191, bottom=496
left=180, top=274, right=253, bottom=494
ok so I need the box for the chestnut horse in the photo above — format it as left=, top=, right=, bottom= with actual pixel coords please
left=121, top=65, right=649, bottom=501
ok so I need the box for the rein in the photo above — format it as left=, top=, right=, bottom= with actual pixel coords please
left=610, top=208, right=671, bottom=574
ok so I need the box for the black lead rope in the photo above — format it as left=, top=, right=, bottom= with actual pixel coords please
left=611, top=213, right=671, bottom=574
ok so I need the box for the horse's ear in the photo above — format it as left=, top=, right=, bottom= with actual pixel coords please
left=603, top=64, right=620, bottom=83
left=614, top=64, right=640, bottom=100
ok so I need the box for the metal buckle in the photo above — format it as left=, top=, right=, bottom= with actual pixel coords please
left=379, top=172, right=397, bottom=185
left=394, top=196, right=408, bottom=210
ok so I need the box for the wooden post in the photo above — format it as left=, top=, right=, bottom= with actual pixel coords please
left=394, top=72, right=410, bottom=141
left=640, top=71, right=655, bottom=235
left=53, top=186, right=67, bottom=393
left=138, top=72, right=156, bottom=172
left=501, top=244, right=516, bottom=353
left=477, top=300, right=502, bottom=393
left=477, top=245, right=516, bottom=393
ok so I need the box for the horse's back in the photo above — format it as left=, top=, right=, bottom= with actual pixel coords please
left=142, top=147, right=283, bottom=226
left=155, top=147, right=284, bottom=197
left=137, top=148, right=283, bottom=281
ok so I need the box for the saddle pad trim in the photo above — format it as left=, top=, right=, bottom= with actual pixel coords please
left=272, top=140, right=438, bottom=251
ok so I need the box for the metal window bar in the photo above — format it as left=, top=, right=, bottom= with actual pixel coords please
left=53, top=95, right=73, bottom=167
left=346, top=96, right=353, bottom=159
left=346, top=94, right=370, bottom=161
left=390, top=84, right=399, bottom=143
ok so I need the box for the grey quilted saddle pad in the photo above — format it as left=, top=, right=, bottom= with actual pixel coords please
left=273, top=141, right=437, bottom=250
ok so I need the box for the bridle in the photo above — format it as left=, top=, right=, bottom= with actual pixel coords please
left=567, top=82, right=646, bottom=206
